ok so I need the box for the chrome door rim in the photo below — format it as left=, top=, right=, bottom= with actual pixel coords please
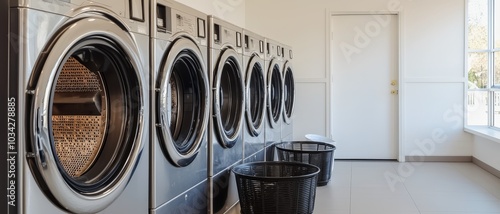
left=213, top=48, right=245, bottom=148
left=282, top=61, right=295, bottom=124
left=267, top=59, right=283, bottom=129
left=245, top=54, right=266, bottom=136
left=28, top=15, right=145, bottom=213
left=157, top=37, right=209, bottom=166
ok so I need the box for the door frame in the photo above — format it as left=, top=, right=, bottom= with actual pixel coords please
left=325, top=11, right=406, bottom=162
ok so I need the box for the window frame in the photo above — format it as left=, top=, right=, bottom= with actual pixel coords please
left=466, top=0, right=500, bottom=129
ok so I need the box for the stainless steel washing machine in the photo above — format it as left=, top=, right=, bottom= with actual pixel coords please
left=242, top=29, right=267, bottom=163
left=281, top=44, right=295, bottom=142
left=150, top=1, right=210, bottom=213
left=264, top=38, right=284, bottom=161
left=9, top=0, right=149, bottom=213
left=207, top=16, right=245, bottom=214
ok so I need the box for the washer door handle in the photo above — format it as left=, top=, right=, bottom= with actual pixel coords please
left=35, top=134, right=48, bottom=168
left=35, top=107, right=48, bottom=168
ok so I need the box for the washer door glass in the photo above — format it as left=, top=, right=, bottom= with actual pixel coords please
left=267, top=60, right=283, bottom=128
left=214, top=48, right=244, bottom=148
left=157, top=38, right=209, bottom=167
left=283, top=62, right=295, bottom=124
left=245, top=55, right=266, bottom=136
left=27, top=16, right=145, bottom=213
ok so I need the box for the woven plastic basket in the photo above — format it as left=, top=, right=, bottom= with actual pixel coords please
left=276, top=141, right=336, bottom=186
left=232, top=161, right=319, bottom=214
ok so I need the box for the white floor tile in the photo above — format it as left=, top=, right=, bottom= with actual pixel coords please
left=352, top=212, right=420, bottom=214
left=421, top=213, right=500, bottom=214
left=351, top=166, right=402, bottom=188
left=350, top=196, right=419, bottom=213
left=410, top=190, right=499, bottom=202
left=313, top=160, right=500, bottom=214
left=314, top=210, right=351, bottom=214
left=414, top=198, right=500, bottom=212
left=351, top=185, right=412, bottom=199
left=329, top=168, right=351, bottom=188
left=314, top=194, right=350, bottom=213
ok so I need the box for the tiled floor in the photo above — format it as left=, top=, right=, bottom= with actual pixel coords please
left=314, top=160, right=500, bottom=214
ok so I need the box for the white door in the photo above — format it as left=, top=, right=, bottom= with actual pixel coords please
left=330, top=14, right=399, bottom=159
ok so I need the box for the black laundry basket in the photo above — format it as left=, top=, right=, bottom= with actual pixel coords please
left=232, top=161, right=319, bottom=214
left=276, top=141, right=336, bottom=186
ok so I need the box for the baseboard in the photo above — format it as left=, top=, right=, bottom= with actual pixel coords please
left=405, top=156, right=500, bottom=179
left=472, top=157, right=500, bottom=179
left=405, top=156, right=472, bottom=162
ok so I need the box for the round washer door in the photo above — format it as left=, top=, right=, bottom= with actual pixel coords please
left=245, top=54, right=266, bottom=136
left=267, top=59, right=284, bottom=129
left=157, top=38, right=209, bottom=167
left=213, top=48, right=245, bottom=148
left=282, top=61, right=295, bottom=124
left=28, top=16, right=146, bottom=213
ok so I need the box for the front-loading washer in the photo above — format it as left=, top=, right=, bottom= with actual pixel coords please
left=242, top=29, right=267, bottom=163
left=150, top=1, right=210, bottom=213
left=9, top=0, right=149, bottom=213
left=264, top=38, right=284, bottom=161
left=281, top=44, right=296, bottom=142
left=207, top=16, right=245, bottom=214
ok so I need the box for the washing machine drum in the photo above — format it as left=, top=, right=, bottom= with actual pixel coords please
left=157, top=38, right=209, bottom=167
left=27, top=16, right=145, bottom=213
left=267, top=61, right=283, bottom=128
left=213, top=49, right=245, bottom=148
left=283, top=62, right=295, bottom=124
left=245, top=56, right=266, bottom=136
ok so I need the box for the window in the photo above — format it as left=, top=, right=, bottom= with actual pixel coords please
left=467, top=0, right=500, bottom=128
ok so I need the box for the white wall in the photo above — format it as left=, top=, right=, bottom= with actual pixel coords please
left=402, top=0, right=472, bottom=156
left=175, top=0, right=500, bottom=169
left=176, top=0, right=245, bottom=27
left=246, top=0, right=475, bottom=158
left=474, top=137, right=500, bottom=170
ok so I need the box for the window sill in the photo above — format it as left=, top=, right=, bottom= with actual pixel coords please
left=465, top=126, right=500, bottom=144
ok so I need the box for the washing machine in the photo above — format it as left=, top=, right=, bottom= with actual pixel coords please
left=150, top=1, right=210, bottom=213
left=242, top=29, right=267, bottom=163
left=281, top=44, right=296, bottom=142
left=207, top=16, right=245, bottom=214
left=9, top=0, right=149, bottom=213
left=264, top=38, right=284, bottom=161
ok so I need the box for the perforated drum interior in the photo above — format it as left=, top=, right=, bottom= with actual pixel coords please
left=52, top=57, right=107, bottom=178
